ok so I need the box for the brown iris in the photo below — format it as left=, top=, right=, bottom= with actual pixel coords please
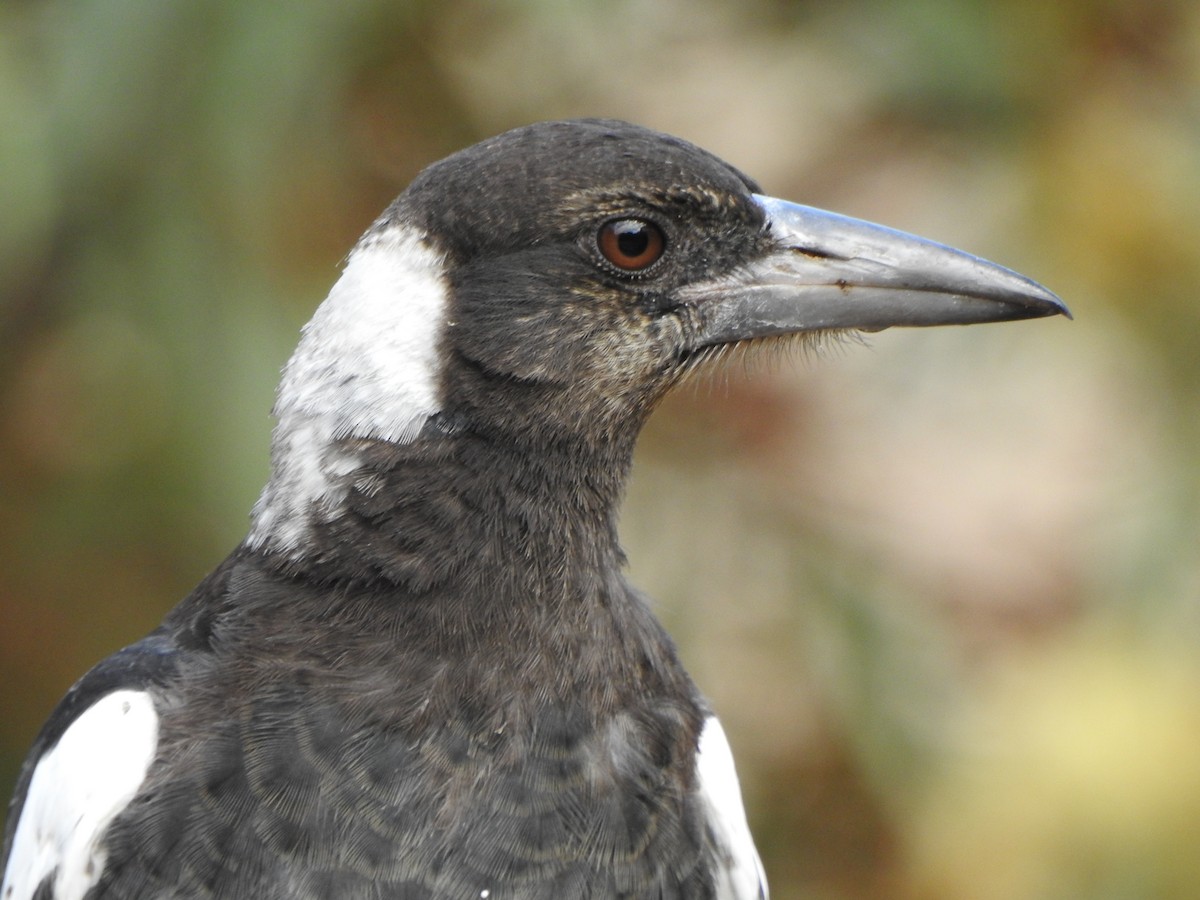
left=598, top=218, right=666, bottom=271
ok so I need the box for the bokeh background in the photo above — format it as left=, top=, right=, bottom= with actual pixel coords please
left=3, top=1, right=1199, bottom=897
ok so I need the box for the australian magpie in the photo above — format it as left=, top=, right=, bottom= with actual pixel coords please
left=2, top=119, right=1067, bottom=900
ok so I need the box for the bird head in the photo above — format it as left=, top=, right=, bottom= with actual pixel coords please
left=249, top=119, right=1067, bottom=556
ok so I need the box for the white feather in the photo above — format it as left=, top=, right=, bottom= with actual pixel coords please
left=2, top=690, right=158, bottom=900
left=696, top=716, right=768, bottom=900
left=248, top=224, right=450, bottom=552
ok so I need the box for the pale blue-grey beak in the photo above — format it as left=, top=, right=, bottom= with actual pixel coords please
left=684, top=195, right=1069, bottom=348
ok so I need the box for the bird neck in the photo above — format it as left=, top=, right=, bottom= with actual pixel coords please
left=254, top=426, right=635, bottom=606
left=230, top=427, right=666, bottom=693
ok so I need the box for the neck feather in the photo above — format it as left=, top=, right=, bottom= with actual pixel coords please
left=249, top=224, right=449, bottom=553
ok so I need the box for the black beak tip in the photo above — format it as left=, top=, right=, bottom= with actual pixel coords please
left=1024, top=287, right=1072, bottom=322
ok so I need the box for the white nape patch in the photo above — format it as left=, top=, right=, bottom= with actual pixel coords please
left=696, top=716, right=768, bottom=900
left=248, top=224, right=449, bottom=552
left=2, top=690, right=158, bottom=900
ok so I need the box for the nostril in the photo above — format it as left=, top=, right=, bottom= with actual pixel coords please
left=791, top=246, right=846, bottom=261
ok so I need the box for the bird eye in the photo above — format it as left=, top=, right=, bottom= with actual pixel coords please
left=597, top=218, right=666, bottom=271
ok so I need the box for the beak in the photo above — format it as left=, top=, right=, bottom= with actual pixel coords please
left=683, top=194, right=1070, bottom=349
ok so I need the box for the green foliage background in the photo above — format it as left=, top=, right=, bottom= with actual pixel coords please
left=3, top=1, right=1199, bottom=896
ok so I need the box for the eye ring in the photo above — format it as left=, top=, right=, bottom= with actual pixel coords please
left=597, top=218, right=666, bottom=272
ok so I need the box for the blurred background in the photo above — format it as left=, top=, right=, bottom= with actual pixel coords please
left=2, top=0, right=1199, bottom=896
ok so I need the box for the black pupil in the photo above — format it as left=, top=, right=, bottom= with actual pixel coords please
left=615, top=222, right=649, bottom=257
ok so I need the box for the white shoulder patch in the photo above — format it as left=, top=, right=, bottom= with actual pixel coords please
left=2, top=689, right=158, bottom=900
left=696, top=716, right=768, bottom=900
left=248, top=224, right=450, bottom=552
